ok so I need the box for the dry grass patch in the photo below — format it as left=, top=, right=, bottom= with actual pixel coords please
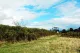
left=0, top=35, right=80, bottom=53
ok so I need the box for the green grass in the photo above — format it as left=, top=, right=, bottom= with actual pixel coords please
left=0, top=35, right=80, bottom=53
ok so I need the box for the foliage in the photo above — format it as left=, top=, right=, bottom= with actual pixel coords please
left=0, top=24, right=54, bottom=43
left=61, top=27, right=80, bottom=38
left=0, top=36, right=80, bottom=53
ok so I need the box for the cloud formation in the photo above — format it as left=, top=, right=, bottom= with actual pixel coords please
left=25, top=0, right=80, bottom=29
left=0, top=0, right=80, bottom=29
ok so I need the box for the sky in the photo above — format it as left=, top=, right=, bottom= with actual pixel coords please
left=0, top=0, right=80, bottom=30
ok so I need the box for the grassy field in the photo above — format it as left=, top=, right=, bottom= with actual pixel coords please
left=0, top=35, right=80, bottom=53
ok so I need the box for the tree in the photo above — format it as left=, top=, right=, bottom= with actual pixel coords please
left=62, top=29, right=66, bottom=33
left=51, top=27, right=59, bottom=33
left=78, top=27, right=80, bottom=32
left=69, top=28, right=74, bottom=31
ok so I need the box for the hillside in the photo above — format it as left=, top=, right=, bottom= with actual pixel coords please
left=0, top=35, right=80, bottom=53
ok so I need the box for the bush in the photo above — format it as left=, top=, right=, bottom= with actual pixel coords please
left=0, top=24, right=55, bottom=42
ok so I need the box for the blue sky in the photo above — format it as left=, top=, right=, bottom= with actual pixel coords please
left=0, top=0, right=80, bottom=29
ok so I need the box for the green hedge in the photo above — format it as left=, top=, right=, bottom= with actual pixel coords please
left=0, top=24, right=54, bottom=43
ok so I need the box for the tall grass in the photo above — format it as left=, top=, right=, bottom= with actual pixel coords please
left=0, top=35, right=80, bottom=53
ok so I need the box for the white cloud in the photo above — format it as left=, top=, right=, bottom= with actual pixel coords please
left=56, top=1, right=78, bottom=16
left=34, top=0, right=61, bottom=9
left=0, top=8, right=47, bottom=25
left=0, top=0, right=79, bottom=30
left=46, top=8, right=80, bottom=29
left=26, top=22, right=52, bottom=29
left=26, top=0, right=80, bottom=29
left=0, top=0, right=61, bottom=26
left=26, top=8, right=80, bottom=29
left=2, top=19, right=14, bottom=26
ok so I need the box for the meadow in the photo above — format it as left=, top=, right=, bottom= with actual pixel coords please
left=0, top=35, right=80, bottom=53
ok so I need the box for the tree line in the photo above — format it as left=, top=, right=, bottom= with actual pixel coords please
left=0, top=24, right=54, bottom=43
left=0, top=24, right=79, bottom=43
left=61, top=27, right=80, bottom=38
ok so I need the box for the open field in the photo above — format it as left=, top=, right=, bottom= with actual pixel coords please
left=0, top=35, right=80, bottom=53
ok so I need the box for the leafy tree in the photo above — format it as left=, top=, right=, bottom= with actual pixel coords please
left=69, top=28, right=74, bottom=31
left=62, top=29, right=66, bottom=33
